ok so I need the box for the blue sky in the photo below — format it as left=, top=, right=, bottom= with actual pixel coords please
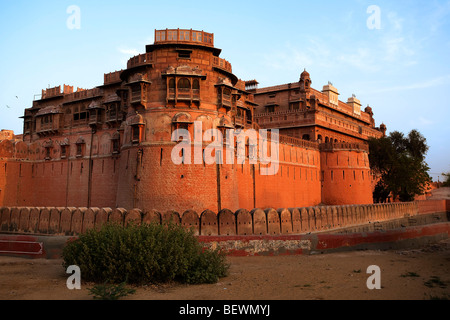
left=1, top=0, right=449, bottom=181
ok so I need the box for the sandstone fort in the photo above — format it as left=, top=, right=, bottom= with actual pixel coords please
left=0, top=28, right=388, bottom=214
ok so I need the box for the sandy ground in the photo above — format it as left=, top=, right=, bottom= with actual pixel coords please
left=0, top=239, right=449, bottom=301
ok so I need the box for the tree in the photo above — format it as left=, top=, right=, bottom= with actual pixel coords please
left=442, top=172, right=450, bottom=187
left=368, top=129, right=431, bottom=202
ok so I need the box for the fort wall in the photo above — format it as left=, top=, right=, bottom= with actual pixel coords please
left=1, top=136, right=338, bottom=213
left=320, top=144, right=373, bottom=205
left=0, top=139, right=119, bottom=209
left=1, top=201, right=447, bottom=238
left=116, top=144, right=239, bottom=213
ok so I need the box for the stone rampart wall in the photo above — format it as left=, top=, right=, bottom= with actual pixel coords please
left=1, top=201, right=443, bottom=237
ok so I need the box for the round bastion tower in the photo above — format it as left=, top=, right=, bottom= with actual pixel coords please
left=115, top=29, right=255, bottom=213
left=320, top=143, right=373, bottom=205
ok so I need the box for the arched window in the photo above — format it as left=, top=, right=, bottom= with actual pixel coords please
left=79, top=105, right=88, bottom=120
left=109, top=104, right=117, bottom=117
left=111, top=132, right=121, bottom=154
left=76, top=137, right=86, bottom=157
left=169, top=78, right=175, bottom=89
left=192, top=79, right=200, bottom=100
left=193, top=79, right=200, bottom=90
left=302, top=134, right=310, bottom=141
left=178, top=78, right=190, bottom=89
left=73, top=106, right=79, bottom=121
left=223, top=87, right=231, bottom=97
left=325, top=137, right=329, bottom=143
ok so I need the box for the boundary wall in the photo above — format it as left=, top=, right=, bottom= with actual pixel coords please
left=0, top=137, right=372, bottom=214
left=0, top=200, right=448, bottom=258
left=1, top=201, right=447, bottom=237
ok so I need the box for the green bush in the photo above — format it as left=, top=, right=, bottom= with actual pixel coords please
left=88, top=280, right=136, bottom=300
left=62, top=222, right=229, bottom=285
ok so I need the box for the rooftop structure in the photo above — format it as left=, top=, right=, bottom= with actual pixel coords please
left=253, top=70, right=386, bottom=144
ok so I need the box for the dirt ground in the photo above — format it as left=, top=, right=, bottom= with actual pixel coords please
left=0, top=239, right=449, bottom=301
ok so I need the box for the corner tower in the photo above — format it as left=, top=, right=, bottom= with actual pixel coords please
left=320, top=143, right=373, bottom=205
left=116, top=29, right=256, bottom=213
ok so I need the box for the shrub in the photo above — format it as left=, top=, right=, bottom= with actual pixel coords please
left=62, top=222, right=229, bottom=285
left=88, top=280, right=136, bottom=300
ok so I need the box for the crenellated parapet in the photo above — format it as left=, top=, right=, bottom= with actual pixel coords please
left=1, top=201, right=434, bottom=237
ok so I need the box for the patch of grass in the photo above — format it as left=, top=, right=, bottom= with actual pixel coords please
left=401, top=271, right=420, bottom=278
left=294, top=283, right=312, bottom=288
left=428, top=294, right=449, bottom=300
left=424, top=276, right=447, bottom=289
left=88, top=280, right=136, bottom=300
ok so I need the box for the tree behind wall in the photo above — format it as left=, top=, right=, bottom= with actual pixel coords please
left=368, top=130, right=431, bottom=202
left=442, top=172, right=450, bottom=187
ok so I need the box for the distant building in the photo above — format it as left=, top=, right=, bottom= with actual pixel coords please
left=251, top=70, right=386, bottom=144
left=0, top=130, right=16, bottom=141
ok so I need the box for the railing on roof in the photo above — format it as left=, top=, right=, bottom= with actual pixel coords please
left=127, top=52, right=154, bottom=69
left=64, top=88, right=103, bottom=102
left=104, top=70, right=123, bottom=85
left=255, top=108, right=309, bottom=118
left=319, top=142, right=369, bottom=153
left=154, top=29, right=214, bottom=47
left=264, top=131, right=319, bottom=150
left=212, top=56, right=232, bottom=73
left=41, top=86, right=62, bottom=99
left=255, top=83, right=297, bottom=94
